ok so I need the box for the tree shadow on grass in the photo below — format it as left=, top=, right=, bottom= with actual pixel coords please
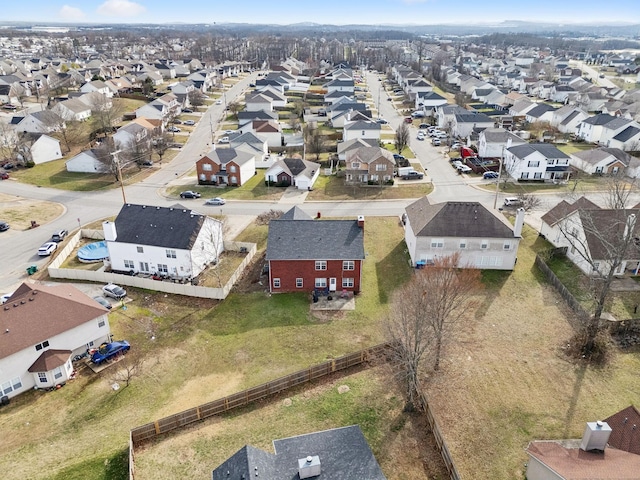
left=375, top=241, right=412, bottom=305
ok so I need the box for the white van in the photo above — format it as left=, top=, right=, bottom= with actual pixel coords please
left=503, top=197, right=522, bottom=207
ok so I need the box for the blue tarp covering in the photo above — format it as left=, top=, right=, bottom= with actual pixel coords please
left=77, top=241, right=109, bottom=262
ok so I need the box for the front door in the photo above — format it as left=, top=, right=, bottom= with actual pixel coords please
left=329, top=278, right=337, bottom=292
left=140, top=262, right=150, bottom=273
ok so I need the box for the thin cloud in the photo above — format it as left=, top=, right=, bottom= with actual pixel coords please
left=97, top=0, right=146, bottom=17
left=401, top=0, right=430, bottom=4
left=59, top=5, right=86, bottom=20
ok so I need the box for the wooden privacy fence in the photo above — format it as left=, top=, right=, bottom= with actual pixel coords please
left=130, top=343, right=391, bottom=445
left=417, top=390, right=461, bottom=480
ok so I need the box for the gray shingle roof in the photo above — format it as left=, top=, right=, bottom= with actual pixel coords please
left=266, top=219, right=365, bottom=261
left=613, top=126, right=640, bottom=142
left=211, top=425, right=386, bottom=480
left=113, top=203, right=206, bottom=250
left=507, top=143, right=570, bottom=160
left=405, top=199, right=514, bottom=238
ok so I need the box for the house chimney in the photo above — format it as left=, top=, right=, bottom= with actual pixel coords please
left=513, top=208, right=525, bottom=238
left=580, top=421, right=612, bottom=452
left=298, top=455, right=321, bottom=479
left=102, top=221, right=117, bottom=242
left=357, top=215, right=365, bottom=229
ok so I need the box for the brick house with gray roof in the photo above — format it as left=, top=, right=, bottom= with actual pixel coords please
left=265, top=209, right=365, bottom=293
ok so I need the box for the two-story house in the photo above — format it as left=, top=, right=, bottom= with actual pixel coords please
left=504, top=143, right=571, bottom=182
left=196, top=148, right=256, bottom=186
left=477, top=128, right=526, bottom=159
left=344, top=146, right=395, bottom=184
left=103, top=203, right=224, bottom=280
left=403, top=198, right=524, bottom=270
left=0, top=282, right=111, bottom=399
left=265, top=209, right=365, bottom=294
left=342, top=120, right=381, bottom=142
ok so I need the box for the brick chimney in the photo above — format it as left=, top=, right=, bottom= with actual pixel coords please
left=357, top=215, right=365, bottom=229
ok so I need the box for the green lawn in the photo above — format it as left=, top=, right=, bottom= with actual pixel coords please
left=11, top=159, right=118, bottom=191
left=167, top=169, right=284, bottom=201
left=307, top=174, right=432, bottom=200
left=0, top=217, right=409, bottom=480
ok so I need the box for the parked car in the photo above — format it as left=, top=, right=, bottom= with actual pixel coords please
left=416, top=133, right=425, bottom=141
left=167, top=126, right=181, bottom=132
left=404, top=117, right=413, bottom=123
left=51, top=229, right=68, bottom=242
left=503, top=197, right=523, bottom=207
left=401, top=171, right=424, bottom=180
left=452, top=160, right=463, bottom=169
left=411, top=111, right=425, bottom=118
left=2, top=162, right=14, bottom=169
left=90, top=340, right=130, bottom=365
left=450, top=143, right=462, bottom=150
left=180, top=190, right=201, bottom=199
left=183, top=120, right=195, bottom=126
left=457, top=165, right=473, bottom=174
left=0, top=172, right=8, bottom=180
left=218, top=136, right=229, bottom=144
left=419, top=123, right=430, bottom=129
left=172, top=119, right=182, bottom=124
left=38, top=242, right=58, bottom=256
left=102, top=283, right=127, bottom=299
left=249, top=82, right=256, bottom=87
left=182, top=108, right=193, bottom=113
left=432, top=138, right=441, bottom=146
left=2, top=104, right=16, bottom=110
left=215, top=99, right=222, bottom=105
left=205, top=197, right=226, bottom=205
left=1, top=292, right=14, bottom=304
left=92, top=296, right=112, bottom=310
left=376, top=118, right=388, bottom=124
left=0, top=221, right=9, bottom=232
left=393, top=154, right=406, bottom=161
left=483, top=171, right=499, bottom=179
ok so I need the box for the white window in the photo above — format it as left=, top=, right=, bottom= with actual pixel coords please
left=35, top=340, right=50, bottom=351
left=296, top=278, right=303, bottom=288
left=315, top=261, right=327, bottom=270
left=98, top=319, right=106, bottom=328
left=343, top=261, right=355, bottom=271
left=534, top=172, right=542, bottom=179
left=273, top=278, right=280, bottom=288
left=137, top=246, right=144, bottom=253
left=593, top=262, right=601, bottom=271
left=342, top=278, right=354, bottom=288
left=459, top=239, right=467, bottom=249
left=2, top=377, right=22, bottom=395
left=351, top=162, right=360, bottom=169
left=528, top=160, right=539, bottom=167
left=431, top=238, right=444, bottom=248
left=53, top=367, right=63, bottom=380
left=140, top=262, right=150, bottom=272
left=547, top=159, right=555, bottom=166
left=230, top=176, right=238, bottom=184
left=481, top=240, right=489, bottom=249
left=38, top=372, right=47, bottom=383
left=520, top=172, right=529, bottom=179
left=229, top=165, right=237, bottom=173
left=166, top=249, right=176, bottom=258
left=158, top=264, right=168, bottom=274
left=375, top=164, right=387, bottom=171
left=503, top=241, right=511, bottom=250
left=315, top=278, right=327, bottom=288
left=202, top=163, right=212, bottom=171
left=124, top=259, right=134, bottom=269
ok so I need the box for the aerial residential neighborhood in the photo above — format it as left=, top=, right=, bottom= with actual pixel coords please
left=1, top=5, right=640, bottom=480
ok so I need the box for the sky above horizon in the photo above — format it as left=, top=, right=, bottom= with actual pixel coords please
left=1, top=0, right=639, bottom=25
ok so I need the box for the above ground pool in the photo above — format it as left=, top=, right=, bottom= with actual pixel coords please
left=77, top=241, right=109, bottom=263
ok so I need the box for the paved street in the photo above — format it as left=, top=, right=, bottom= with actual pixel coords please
left=1, top=70, right=638, bottom=293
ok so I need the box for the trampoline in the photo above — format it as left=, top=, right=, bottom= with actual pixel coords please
left=77, top=241, right=109, bottom=263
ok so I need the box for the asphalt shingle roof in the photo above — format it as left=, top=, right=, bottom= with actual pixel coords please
left=507, top=143, right=570, bottom=160
left=405, top=199, right=514, bottom=238
left=266, top=219, right=365, bottom=261
left=112, top=203, right=205, bottom=250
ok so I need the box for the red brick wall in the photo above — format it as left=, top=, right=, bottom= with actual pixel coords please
left=196, top=158, right=221, bottom=184
left=269, top=259, right=362, bottom=293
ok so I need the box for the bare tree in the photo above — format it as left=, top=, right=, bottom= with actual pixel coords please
left=394, top=122, right=410, bottom=154
left=305, top=124, right=324, bottom=161
left=110, top=352, right=143, bottom=388
left=124, top=135, right=151, bottom=167
left=559, top=177, right=640, bottom=357
left=89, top=94, right=123, bottom=136
left=152, top=133, right=172, bottom=165
left=0, top=122, right=18, bottom=162
left=93, top=139, right=119, bottom=181
left=187, top=89, right=207, bottom=109
left=227, top=101, right=243, bottom=118
left=385, top=253, right=481, bottom=409
left=516, top=193, right=543, bottom=211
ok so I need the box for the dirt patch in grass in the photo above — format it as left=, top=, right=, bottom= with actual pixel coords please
left=0, top=193, right=65, bottom=229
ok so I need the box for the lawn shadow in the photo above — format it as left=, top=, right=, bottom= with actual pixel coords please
left=474, top=270, right=510, bottom=319
left=375, top=240, right=412, bottom=305
left=563, top=363, right=588, bottom=438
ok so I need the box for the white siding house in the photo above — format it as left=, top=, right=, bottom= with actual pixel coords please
left=103, top=204, right=224, bottom=280
left=30, top=134, right=62, bottom=165
left=504, top=143, right=571, bottom=182
left=0, top=283, right=111, bottom=399
left=65, top=149, right=107, bottom=173
left=403, top=198, right=524, bottom=270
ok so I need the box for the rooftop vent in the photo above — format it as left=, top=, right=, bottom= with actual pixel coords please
left=298, top=455, right=321, bottom=479
left=580, top=421, right=612, bottom=452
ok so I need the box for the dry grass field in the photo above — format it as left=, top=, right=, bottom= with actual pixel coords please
left=0, top=193, right=64, bottom=229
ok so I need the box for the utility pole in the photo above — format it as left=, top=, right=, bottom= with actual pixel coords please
left=493, top=145, right=505, bottom=210
left=111, top=149, right=127, bottom=204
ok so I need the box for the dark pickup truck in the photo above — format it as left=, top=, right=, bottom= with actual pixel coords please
left=401, top=171, right=424, bottom=180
